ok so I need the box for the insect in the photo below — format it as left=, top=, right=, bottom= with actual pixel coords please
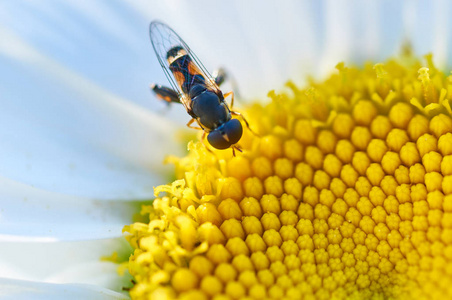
left=149, top=21, right=250, bottom=154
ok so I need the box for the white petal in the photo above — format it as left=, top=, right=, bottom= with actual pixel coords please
left=0, top=26, right=182, bottom=200
left=0, top=278, right=128, bottom=300
left=0, top=238, right=129, bottom=288
left=0, top=176, right=142, bottom=240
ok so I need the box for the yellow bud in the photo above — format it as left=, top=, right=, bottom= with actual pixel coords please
left=384, top=195, right=399, bottom=214
left=355, top=176, right=371, bottom=197
left=341, top=164, right=359, bottom=188
left=422, top=151, right=442, bottom=172
left=263, top=229, right=283, bottom=247
left=441, top=155, right=452, bottom=175
left=381, top=151, right=401, bottom=174
left=395, top=165, right=410, bottom=184
left=333, top=113, right=355, bottom=138
left=360, top=216, right=376, bottom=234
left=352, top=151, right=370, bottom=176
left=366, top=163, right=385, bottom=186
left=296, top=219, right=314, bottom=236
left=389, top=102, right=413, bottom=129
left=371, top=206, right=387, bottom=224
left=416, top=133, right=438, bottom=157
left=367, top=139, right=388, bottom=162
left=225, top=281, right=245, bottom=299
left=266, top=245, right=285, bottom=262
left=353, top=100, right=378, bottom=126
left=200, top=276, right=223, bottom=297
left=297, top=202, right=314, bottom=220
left=280, top=211, right=298, bottom=227
left=294, top=119, right=317, bottom=145
left=251, top=156, right=273, bottom=180
left=425, top=172, right=443, bottom=192
left=336, top=140, right=355, bottom=163
left=409, top=163, right=426, bottom=184
left=443, top=175, right=452, bottom=194
left=243, top=177, right=264, bottom=199
left=297, top=235, right=315, bottom=251
left=225, top=237, right=249, bottom=256
left=407, top=114, right=429, bottom=141
left=295, top=162, right=313, bottom=186
left=323, top=154, right=343, bottom=178
left=190, top=256, right=214, bottom=278
left=284, top=138, right=304, bottom=162
left=380, top=175, right=398, bottom=195
left=370, top=115, right=392, bottom=139
left=264, top=176, right=284, bottom=196
left=172, top=268, right=199, bottom=293
left=260, top=194, right=281, bottom=215
left=386, top=128, right=409, bottom=152
left=237, top=270, right=257, bottom=289
left=257, top=269, right=275, bottom=288
left=197, top=203, right=223, bottom=226
left=261, top=212, right=281, bottom=231
left=346, top=208, right=362, bottom=227
left=227, top=156, right=252, bottom=181
left=430, top=113, right=452, bottom=138
left=330, top=178, right=346, bottom=198
left=305, top=146, right=324, bottom=170
left=198, top=223, right=226, bottom=245
left=251, top=251, right=270, bottom=270
left=438, top=133, right=452, bottom=156
left=316, top=130, right=337, bottom=154
left=217, top=198, right=242, bottom=220
left=444, top=194, right=452, bottom=212
left=239, top=197, right=262, bottom=218
left=399, top=142, right=420, bottom=166
left=369, top=186, right=386, bottom=206
left=220, top=219, right=245, bottom=239
left=242, top=216, right=263, bottom=235
left=280, top=193, right=299, bottom=212
left=219, top=177, right=243, bottom=201
left=231, top=254, right=254, bottom=272
left=313, top=170, right=331, bottom=190
left=315, top=204, right=331, bottom=220
left=274, top=158, right=293, bottom=179
left=351, top=126, right=372, bottom=150
left=259, top=135, right=282, bottom=160
left=279, top=224, right=298, bottom=241
left=268, top=285, right=285, bottom=298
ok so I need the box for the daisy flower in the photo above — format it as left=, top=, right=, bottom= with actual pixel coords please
left=1, top=0, right=451, bottom=299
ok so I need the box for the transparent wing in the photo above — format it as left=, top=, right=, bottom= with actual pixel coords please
left=149, top=21, right=221, bottom=111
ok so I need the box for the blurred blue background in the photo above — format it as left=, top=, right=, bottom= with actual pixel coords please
left=1, top=0, right=449, bottom=112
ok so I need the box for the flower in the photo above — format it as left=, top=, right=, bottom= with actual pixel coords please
left=1, top=1, right=452, bottom=298
left=124, top=52, right=452, bottom=299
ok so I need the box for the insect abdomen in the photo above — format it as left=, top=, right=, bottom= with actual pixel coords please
left=167, top=47, right=205, bottom=94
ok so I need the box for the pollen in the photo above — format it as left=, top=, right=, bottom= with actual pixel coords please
left=125, top=54, right=452, bottom=299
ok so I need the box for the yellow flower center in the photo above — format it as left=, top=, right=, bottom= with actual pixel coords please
left=124, top=53, right=452, bottom=299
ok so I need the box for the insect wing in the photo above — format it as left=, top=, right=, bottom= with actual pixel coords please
left=149, top=21, right=221, bottom=110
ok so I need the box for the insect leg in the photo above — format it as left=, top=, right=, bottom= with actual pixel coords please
left=212, top=68, right=227, bottom=86
left=151, top=84, right=181, bottom=104
left=232, top=145, right=243, bottom=157
left=187, top=118, right=204, bottom=130
left=231, top=110, right=258, bottom=136
left=224, top=91, right=235, bottom=109
left=213, top=68, right=242, bottom=102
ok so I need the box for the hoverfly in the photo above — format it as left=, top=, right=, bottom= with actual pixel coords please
left=149, top=21, right=250, bottom=154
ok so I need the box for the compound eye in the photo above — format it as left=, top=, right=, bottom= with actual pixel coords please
left=207, top=119, right=243, bottom=150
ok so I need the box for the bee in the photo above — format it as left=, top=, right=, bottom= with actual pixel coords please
left=149, top=21, right=250, bottom=154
